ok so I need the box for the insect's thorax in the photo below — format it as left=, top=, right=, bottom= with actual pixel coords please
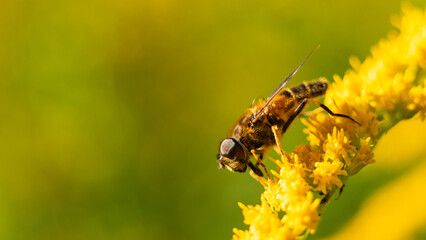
left=229, top=80, right=328, bottom=154
left=229, top=101, right=285, bottom=154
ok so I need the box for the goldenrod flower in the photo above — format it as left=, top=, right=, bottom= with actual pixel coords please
left=293, top=144, right=322, bottom=170
left=260, top=154, right=321, bottom=237
left=282, top=191, right=320, bottom=236
left=408, top=83, right=426, bottom=120
left=310, top=159, right=347, bottom=194
left=232, top=196, right=295, bottom=240
left=323, top=127, right=355, bottom=165
left=262, top=154, right=312, bottom=212
left=346, top=137, right=375, bottom=175
left=232, top=5, right=426, bottom=240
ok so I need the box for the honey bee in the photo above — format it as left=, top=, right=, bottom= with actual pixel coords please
left=217, top=46, right=359, bottom=178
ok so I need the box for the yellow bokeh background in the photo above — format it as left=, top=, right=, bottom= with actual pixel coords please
left=0, top=0, right=425, bottom=239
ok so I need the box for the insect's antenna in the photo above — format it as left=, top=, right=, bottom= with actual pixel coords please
left=251, top=45, right=320, bottom=124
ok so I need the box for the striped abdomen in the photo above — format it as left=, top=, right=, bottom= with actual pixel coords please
left=268, top=78, right=329, bottom=123
left=283, top=78, right=328, bottom=100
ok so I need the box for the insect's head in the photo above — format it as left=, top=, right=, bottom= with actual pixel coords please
left=218, top=138, right=248, bottom=173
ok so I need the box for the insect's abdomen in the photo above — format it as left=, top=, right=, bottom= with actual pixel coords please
left=289, top=78, right=328, bottom=100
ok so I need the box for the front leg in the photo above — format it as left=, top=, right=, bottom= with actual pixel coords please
left=250, top=150, right=271, bottom=180
left=247, top=160, right=263, bottom=177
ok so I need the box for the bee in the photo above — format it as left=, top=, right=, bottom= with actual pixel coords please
left=217, top=46, right=359, bottom=178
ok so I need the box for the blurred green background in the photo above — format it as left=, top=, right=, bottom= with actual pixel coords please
left=1, top=0, right=425, bottom=239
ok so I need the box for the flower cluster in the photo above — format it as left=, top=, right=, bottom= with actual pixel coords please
left=326, top=5, right=426, bottom=124
left=232, top=5, right=426, bottom=240
left=233, top=154, right=321, bottom=240
left=232, top=196, right=294, bottom=240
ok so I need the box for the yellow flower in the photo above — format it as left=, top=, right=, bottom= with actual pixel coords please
left=323, top=127, right=355, bottom=165
left=347, top=137, right=375, bottom=175
left=241, top=153, right=321, bottom=239
left=408, top=80, right=426, bottom=120
left=293, top=144, right=322, bottom=170
left=232, top=196, right=295, bottom=240
left=324, top=4, right=426, bottom=122
left=310, top=159, right=347, bottom=194
left=282, top=191, right=321, bottom=236
left=301, top=103, right=378, bottom=149
left=232, top=5, right=426, bottom=240
left=264, top=154, right=312, bottom=212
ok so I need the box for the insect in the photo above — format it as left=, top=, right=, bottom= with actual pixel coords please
left=217, top=46, right=360, bottom=178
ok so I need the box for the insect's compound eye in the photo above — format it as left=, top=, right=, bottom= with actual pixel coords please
left=219, top=138, right=246, bottom=161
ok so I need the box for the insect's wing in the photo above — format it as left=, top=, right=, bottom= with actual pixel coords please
left=251, top=45, right=320, bottom=124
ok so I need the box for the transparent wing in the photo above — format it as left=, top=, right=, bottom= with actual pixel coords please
left=251, top=45, right=320, bottom=124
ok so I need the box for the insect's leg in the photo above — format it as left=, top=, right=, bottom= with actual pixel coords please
left=271, top=125, right=285, bottom=156
left=247, top=160, right=263, bottom=177
left=282, top=98, right=308, bottom=134
left=307, top=99, right=361, bottom=125
left=251, top=150, right=271, bottom=180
